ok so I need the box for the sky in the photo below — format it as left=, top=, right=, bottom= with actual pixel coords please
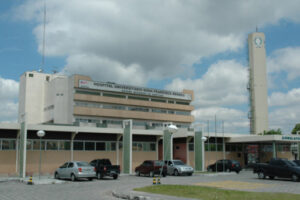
left=1, top=0, right=300, bottom=134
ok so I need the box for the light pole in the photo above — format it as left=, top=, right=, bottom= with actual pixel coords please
left=37, top=130, right=45, bottom=179
left=201, top=136, right=207, bottom=171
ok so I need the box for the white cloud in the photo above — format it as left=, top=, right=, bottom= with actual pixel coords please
left=268, top=47, right=300, bottom=81
left=0, top=77, right=19, bottom=122
left=269, top=88, right=300, bottom=107
left=166, top=60, right=248, bottom=107
left=14, top=0, right=300, bottom=84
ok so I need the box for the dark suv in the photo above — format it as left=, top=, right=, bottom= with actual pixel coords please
left=207, top=159, right=242, bottom=173
left=135, top=160, right=167, bottom=177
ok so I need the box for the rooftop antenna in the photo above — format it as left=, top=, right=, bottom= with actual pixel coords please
left=41, top=0, right=46, bottom=69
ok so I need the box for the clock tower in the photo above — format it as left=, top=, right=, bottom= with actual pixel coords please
left=248, top=32, right=269, bottom=135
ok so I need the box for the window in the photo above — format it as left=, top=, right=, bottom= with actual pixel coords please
left=46, top=76, right=50, bottom=81
left=68, top=163, right=74, bottom=168
left=176, top=101, right=189, bottom=105
left=168, top=100, right=174, bottom=104
left=76, top=90, right=100, bottom=96
left=129, top=107, right=149, bottom=112
left=150, top=143, right=156, bottom=151
left=2, top=140, right=15, bottom=150
left=175, top=111, right=190, bottom=116
left=96, top=142, right=105, bottom=151
left=128, top=96, right=148, bottom=101
left=27, top=140, right=33, bottom=150
left=59, top=141, right=70, bottom=150
left=132, top=142, right=142, bottom=151
left=33, top=140, right=45, bottom=150
left=151, top=98, right=166, bottom=103
left=29, top=73, right=34, bottom=77
left=85, top=142, right=95, bottom=151
left=189, top=143, right=194, bottom=151
left=46, top=141, right=58, bottom=150
left=111, top=142, right=116, bottom=151
left=152, top=108, right=167, bottom=113
left=74, top=141, right=84, bottom=150
left=103, top=93, right=126, bottom=98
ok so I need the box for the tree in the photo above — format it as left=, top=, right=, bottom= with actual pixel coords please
left=262, top=129, right=282, bottom=135
left=291, top=123, right=300, bottom=135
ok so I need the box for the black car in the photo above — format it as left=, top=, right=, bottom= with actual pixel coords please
left=293, top=160, right=300, bottom=166
left=90, top=159, right=120, bottom=179
left=207, top=159, right=242, bottom=173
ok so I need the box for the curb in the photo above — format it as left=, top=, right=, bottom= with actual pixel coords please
left=112, top=191, right=152, bottom=200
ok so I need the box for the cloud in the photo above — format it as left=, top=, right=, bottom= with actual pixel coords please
left=166, top=60, right=248, bottom=107
left=268, top=47, right=300, bottom=81
left=14, top=0, right=300, bottom=84
left=269, top=88, right=300, bottom=107
left=0, top=77, right=19, bottom=122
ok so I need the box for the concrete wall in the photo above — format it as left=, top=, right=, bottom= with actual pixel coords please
left=0, top=151, right=16, bottom=174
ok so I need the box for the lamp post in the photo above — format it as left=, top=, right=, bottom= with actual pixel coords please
left=37, top=130, right=45, bottom=179
left=201, top=136, right=207, bottom=171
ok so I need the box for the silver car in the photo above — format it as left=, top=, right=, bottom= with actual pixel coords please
left=164, top=160, right=194, bottom=176
left=54, top=161, right=96, bottom=181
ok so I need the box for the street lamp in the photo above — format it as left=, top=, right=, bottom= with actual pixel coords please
left=37, top=130, right=45, bottom=179
left=201, top=136, right=207, bottom=171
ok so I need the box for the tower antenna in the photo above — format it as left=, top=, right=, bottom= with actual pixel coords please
left=41, top=0, right=46, bottom=69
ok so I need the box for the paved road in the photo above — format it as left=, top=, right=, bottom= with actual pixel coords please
left=0, top=171, right=299, bottom=200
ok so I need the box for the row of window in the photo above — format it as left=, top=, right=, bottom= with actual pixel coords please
left=0, top=139, right=156, bottom=152
left=188, top=143, right=243, bottom=152
left=75, top=101, right=191, bottom=116
left=75, top=89, right=190, bottom=105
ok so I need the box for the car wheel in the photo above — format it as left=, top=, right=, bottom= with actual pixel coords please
left=292, top=174, right=299, bottom=182
left=258, top=172, right=265, bottom=179
left=188, top=173, right=193, bottom=176
left=88, top=178, right=93, bottom=181
left=54, top=172, right=60, bottom=180
left=269, top=176, right=274, bottom=180
left=136, top=171, right=140, bottom=176
left=113, top=174, right=118, bottom=180
left=174, top=169, right=179, bottom=176
left=71, top=174, right=76, bottom=182
left=235, top=170, right=240, bottom=174
left=162, top=172, right=167, bottom=177
left=149, top=171, right=154, bottom=177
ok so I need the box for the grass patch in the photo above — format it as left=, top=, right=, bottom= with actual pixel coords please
left=134, top=185, right=300, bottom=200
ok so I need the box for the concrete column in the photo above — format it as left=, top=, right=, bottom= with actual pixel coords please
left=163, top=130, right=173, bottom=161
left=70, top=132, right=78, bottom=161
left=186, top=137, right=193, bottom=165
left=19, top=122, right=27, bottom=178
left=116, top=135, right=122, bottom=165
left=156, top=136, right=161, bottom=160
left=272, top=141, right=277, bottom=159
left=16, top=131, right=20, bottom=174
left=194, top=131, right=203, bottom=171
left=122, top=120, right=132, bottom=174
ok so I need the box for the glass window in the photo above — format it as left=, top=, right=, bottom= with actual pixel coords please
left=111, top=142, right=116, bottom=151
left=68, top=162, right=74, bottom=168
left=176, top=101, right=189, bottom=105
left=129, top=107, right=149, bottom=112
left=76, top=162, right=90, bottom=167
left=168, top=100, right=174, bottom=104
left=189, top=143, right=194, bottom=151
left=2, top=140, right=15, bottom=150
left=33, top=140, right=45, bottom=150
left=231, top=144, right=236, bottom=152
left=29, top=73, right=34, bottom=77
left=128, top=96, right=148, bottom=101
left=76, top=90, right=100, bottom=96
left=59, top=141, right=70, bottom=150
left=119, top=142, right=123, bottom=149
left=226, top=144, right=231, bottom=152
left=151, top=98, right=166, bottom=103
left=143, top=143, right=150, bottom=151
left=175, top=111, right=190, bottom=116
left=150, top=143, right=156, bottom=151
left=132, top=142, right=143, bottom=151
left=237, top=144, right=243, bottom=152
left=74, top=141, right=84, bottom=150
left=217, top=144, right=223, bottom=151
left=85, top=142, right=95, bottom=151
left=96, top=142, right=105, bottom=151
left=152, top=108, right=167, bottom=113
left=27, top=140, right=33, bottom=150
left=46, top=141, right=58, bottom=150
left=103, top=93, right=126, bottom=98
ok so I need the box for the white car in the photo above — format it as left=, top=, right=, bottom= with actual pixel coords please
left=164, top=160, right=194, bottom=176
left=54, top=161, right=96, bottom=181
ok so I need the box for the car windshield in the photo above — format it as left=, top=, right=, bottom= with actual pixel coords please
left=76, top=162, right=90, bottom=167
left=286, top=160, right=297, bottom=166
left=154, top=161, right=163, bottom=166
left=173, top=160, right=184, bottom=165
left=232, top=160, right=239, bottom=164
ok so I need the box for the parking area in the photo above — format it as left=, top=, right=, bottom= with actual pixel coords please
left=0, top=171, right=299, bottom=200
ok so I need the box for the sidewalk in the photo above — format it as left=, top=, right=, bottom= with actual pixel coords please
left=0, top=175, right=67, bottom=185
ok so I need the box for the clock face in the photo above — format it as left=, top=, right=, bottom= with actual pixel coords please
left=254, top=37, right=263, bottom=47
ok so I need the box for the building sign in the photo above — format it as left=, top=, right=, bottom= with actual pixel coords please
left=79, top=80, right=192, bottom=100
left=282, top=136, right=300, bottom=141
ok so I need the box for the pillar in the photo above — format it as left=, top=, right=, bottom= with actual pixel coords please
left=163, top=129, right=173, bottom=161
left=122, top=120, right=132, bottom=174
left=298, top=143, right=300, bottom=160
left=272, top=141, right=277, bottom=159
left=186, top=137, right=193, bottom=165
left=70, top=132, right=78, bottom=161
left=19, top=122, right=27, bottom=178
left=116, top=135, right=122, bottom=165
left=194, top=131, right=203, bottom=171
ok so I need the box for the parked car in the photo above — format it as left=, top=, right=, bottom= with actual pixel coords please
left=164, top=160, right=194, bottom=176
left=90, top=159, right=120, bottom=180
left=207, top=159, right=242, bottom=173
left=253, top=158, right=300, bottom=182
left=135, top=160, right=167, bottom=177
left=54, top=161, right=96, bottom=181
left=293, top=160, right=300, bottom=166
